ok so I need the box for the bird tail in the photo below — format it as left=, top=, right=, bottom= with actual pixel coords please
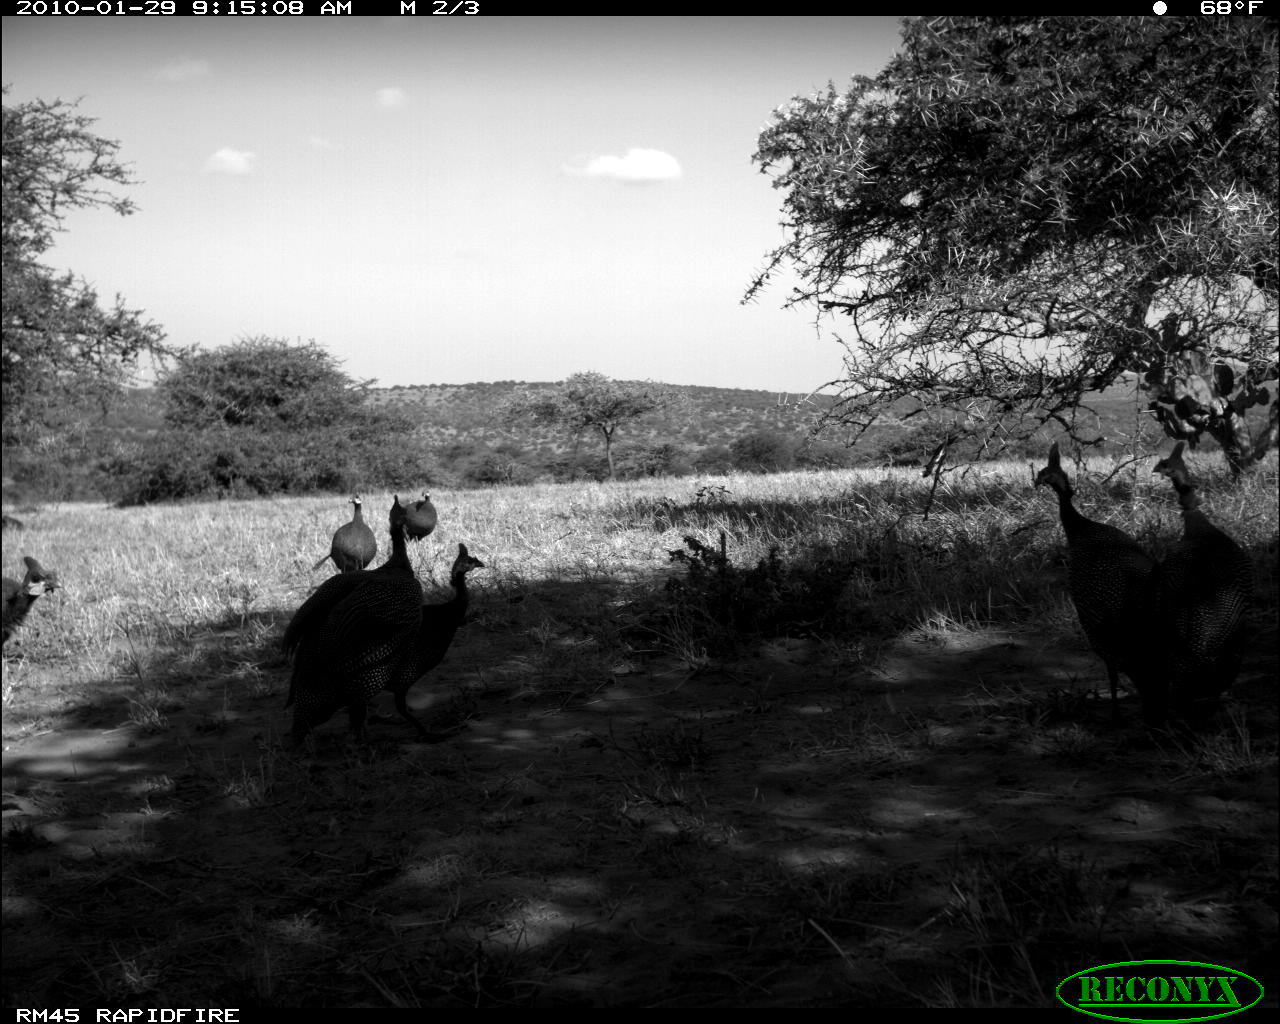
left=311, top=553, right=331, bottom=572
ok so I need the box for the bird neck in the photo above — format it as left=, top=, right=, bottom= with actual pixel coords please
left=1172, top=477, right=1201, bottom=514
left=449, top=571, right=470, bottom=609
left=1180, top=502, right=1224, bottom=543
left=1054, top=485, right=1088, bottom=536
left=385, top=523, right=411, bottom=569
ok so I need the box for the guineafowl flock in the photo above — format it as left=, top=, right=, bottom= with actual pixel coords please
left=277, top=442, right=1253, bottom=750
left=1036, top=442, right=1254, bottom=725
left=284, top=494, right=484, bottom=744
left=0, top=436, right=1259, bottom=758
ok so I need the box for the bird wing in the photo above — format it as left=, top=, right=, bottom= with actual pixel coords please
left=283, top=572, right=370, bottom=657
left=320, top=575, right=422, bottom=664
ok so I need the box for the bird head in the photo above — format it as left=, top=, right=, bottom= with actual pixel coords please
left=1033, top=442, right=1070, bottom=495
left=22, top=556, right=58, bottom=593
left=452, top=543, right=485, bottom=576
left=390, top=495, right=410, bottom=533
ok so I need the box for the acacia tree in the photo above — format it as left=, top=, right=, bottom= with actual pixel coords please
left=2, top=89, right=174, bottom=448
left=748, top=17, right=1277, bottom=473
left=510, top=372, right=673, bottom=480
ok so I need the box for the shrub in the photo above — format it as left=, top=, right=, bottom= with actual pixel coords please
left=111, top=421, right=435, bottom=504
left=729, top=429, right=800, bottom=472
left=692, top=444, right=734, bottom=474
left=621, top=442, right=693, bottom=478
left=797, top=438, right=853, bottom=469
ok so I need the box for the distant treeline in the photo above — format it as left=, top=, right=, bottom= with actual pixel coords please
left=0, top=378, right=1211, bottom=505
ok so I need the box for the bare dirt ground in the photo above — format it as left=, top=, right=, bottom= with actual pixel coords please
left=4, top=576, right=1276, bottom=1008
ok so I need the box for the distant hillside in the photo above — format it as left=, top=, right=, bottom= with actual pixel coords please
left=372, top=381, right=850, bottom=476
left=370, top=378, right=1174, bottom=474
left=107, top=376, right=1169, bottom=465
left=12, top=375, right=1257, bottom=500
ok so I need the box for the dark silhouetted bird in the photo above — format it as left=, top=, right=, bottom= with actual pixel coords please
left=404, top=492, right=438, bottom=541
left=286, top=496, right=423, bottom=743
left=1035, top=442, right=1162, bottom=722
left=3, top=556, right=59, bottom=645
left=390, top=543, right=485, bottom=739
left=1152, top=442, right=1253, bottom=718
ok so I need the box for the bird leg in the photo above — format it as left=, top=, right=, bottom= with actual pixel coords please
left=1107, top=665, right=1120, bottom=725
left=347, top=700, right=369, bottom=742
left=394, top=689, right=429, bottom=739
left=393, top=688, right=464, bottom=742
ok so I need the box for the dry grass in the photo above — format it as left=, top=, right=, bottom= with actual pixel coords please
left=2, top=452, right=1276, bottom=1007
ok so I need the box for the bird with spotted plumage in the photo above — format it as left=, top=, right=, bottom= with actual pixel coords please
left=285, top=495, right=424, bottom=744
left=1035, top=442, right=1163, bottom=723
left=312, top=495, right=377, bottom=573
left=1152, top=442, right=1253, bottom=719
left=3, top=555, right=60, bottom=646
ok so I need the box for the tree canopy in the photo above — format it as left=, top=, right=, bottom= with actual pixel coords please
left=508, top=372, right=675, bottom=480
left=116, top=337, right=423, bottom=503
left=2, top=89, right=175, bottom=447
left=748, top=16, right=1278, bottom=472
left=160, top=337, right=373, bottom=431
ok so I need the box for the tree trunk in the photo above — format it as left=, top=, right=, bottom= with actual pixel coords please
left=601, top=426, right=616, bottom=480
left=1208, top=411, right=1256, bottom=478
left=1139, top=315, right=1275, bottom=479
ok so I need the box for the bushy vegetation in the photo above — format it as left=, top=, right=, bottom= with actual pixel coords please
left=105, top=425, right=430, bottom=504
left=2, top=90, right=176, bottom=451
left=729, top=428, right=800, bottom=472
left=2, top=90, right=177, bottom=503
left=108, top=338, right=432, bottom=504
left=13, top=372, right=1241, bottom=504
left=750, top=17, right=1278, bottom=472
left=10, top=368, right=1280, bottom=504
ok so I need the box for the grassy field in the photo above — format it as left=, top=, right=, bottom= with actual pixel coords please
left=3, top=452, right=1277, bottom=1008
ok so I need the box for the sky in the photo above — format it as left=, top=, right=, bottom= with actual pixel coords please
left=2, top=16, right=906, bottom=393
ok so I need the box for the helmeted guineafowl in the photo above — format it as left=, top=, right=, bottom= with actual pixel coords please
left=1035, top=442, right=1162, bottom=723
left=1152, top=442, right=1252, bottom=718
left=389, top=543, right=485, bottom=739
left=404, top=492, right=438, bottom=541
left=3, top=556, right=59, bottom=645
left=285, top=495, right=424, bottom=743
left=312, top=495, right=377, bottom=573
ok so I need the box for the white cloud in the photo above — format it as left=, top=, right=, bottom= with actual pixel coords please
left=156, top=57, right=210, bottom=83
left=204, top=148, right=256, bottom=174
left=564, top=148, right=682, bottom=183
left=308, top=135, right=336, bottom=151
left=375, top=87, right=407, bottom=109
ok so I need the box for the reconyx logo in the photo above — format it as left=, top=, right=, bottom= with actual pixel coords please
left=1056, top=961, right=1263, bottom=1022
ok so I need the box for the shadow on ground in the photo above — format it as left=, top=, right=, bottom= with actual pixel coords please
left=3, top=544, right=1277, bottom=1008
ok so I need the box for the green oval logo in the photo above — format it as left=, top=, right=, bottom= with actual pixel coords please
left=1056, top=961, right=1263, bottom=1022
